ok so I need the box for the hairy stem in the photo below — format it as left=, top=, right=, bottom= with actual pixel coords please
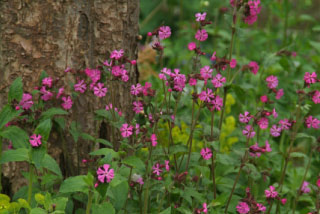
left=27, top=164, right=34, bottom=204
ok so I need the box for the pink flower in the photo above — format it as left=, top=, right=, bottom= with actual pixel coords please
left=200, top=148, right=212, bottom=160
left=305, top=116, right=320, bottom=129
left=265, top=140, right=272, bottom=152
left=56, top=87, right=64, bottom=99
left=42, top=77, right=53, bottom=88
left=239, top=111, right=252, bottom=123
left=230, top=0, right=235, bottom=7
left=188, top=42, right=197, bottom=51
left=152, top=163, right=162, bottom=176
left=258, top=117, right=268, bottom=129
left=230, top=59, right=237, bottom=68
left=279, top=119, right=291, bottom=130
left=317, top=179, right=320, bottom=188
left=199, top=89, right=214, bottom=102
left=189, top=78, right=197, bottom=86
left=304, top=72, right=317, bottom=85
left=272, top=108, right=278, bottom=118
left=210, top=95, right=223, bottom=111
left=270, top=125, right=281, bottom=137
left=211, top=74, right=226, bottom=88
left=200, top=66, right=213, bottom=81
left=97, top=164, right=114, bottom=183
left=257, top=203, right=266, bottom=212
left=165, top=160, right=170, bottom=171
left=61, top=96, right=73, bottom=110
left=248, top=61, right=259, bottom=75
left=40, top=87, right=53, bottom=101
left=74, top=80, right=87, bottom=93
left=265, top=186, right=278, bottom=198
left=301, top=181, right=311, bottom=194
left=202, top=203, right=208, bottom=213
left=64, top=67, right=71, bottom=73
left=103, top=59, right=112, bottom=67
left=195, top=29, right=208, bottom=42
left=210, top=51, right=217, bottom=61
left=275, top=88, right=284, bottom=99
left=135, top=124, right=140, bottom=135
left=110, top=49, right=124, bottom=60
left=120, top=124, right=133, bottom=138
left=312, top=90, right=320, bottom=104
left=143, top=82, right=153, bottom=96
left=158, top=26, right=171, bottom=40
left=133, top=101, right=143, bottom=114
left=281, top=198, right=287, bottom=205
left=29, top=134, right=42, bottom=147
left=195, top=12, right=206, bottom=22
left=93, top=83, right=107, bottom=97
left=242, top=125, right=255, bottom=138
left=260, top=95, right=268, bottom=103
left=151, top=134, right=157, bottom=147
left=85, top=68, right=101, bottom=83
left=236, top=202, right=250, bottom=214
left=266, top=75, right=278, bottom=89
left=131, top=83, right=143, bottom=96
left=19, top=93, right=33, bottom=110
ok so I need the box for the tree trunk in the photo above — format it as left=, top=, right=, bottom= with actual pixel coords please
left=0, top=0, right=139, bottom=195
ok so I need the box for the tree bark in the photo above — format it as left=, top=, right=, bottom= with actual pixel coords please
left=0, top=0, right=139, bottom=195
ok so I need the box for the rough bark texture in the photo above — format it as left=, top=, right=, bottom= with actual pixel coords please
left=0, top=0, right=139, bottom=195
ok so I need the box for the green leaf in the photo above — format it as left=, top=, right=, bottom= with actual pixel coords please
left=0, top=126, right=29, bottom=148
left=30, top=208, right=47, bottom=214
left=31, top=147, right=46, bottom=168
left=35, top=119, right=52, bottom=142
left=80, top=133, right=95, bottom=141
left=41, top=154, right=62, bottom=177
left=40, top=108, right=68, bottom=120
left=52, top=197, right=68, bottom=211
left=310, top=41, right=320, bottom=53
left=8, top=77, right=23, bottom=102
left=70, top=122, right=80, bottom=143
left=0, top=105, right=21, bottom=130
left=122, top=156, right=145, bottom=170
left=95, top=139, right=113, bottom=147
left=92, top=202, right=115, bottom=214
left=290, top=152, right=307, bottom=159
left=169, top=145, right=188, bottom=155
left=59, top=176, right=88, bottom=193
left=109, top=180, right=129, bottom=211
left=0, top=148, right=29, bottom=163
left=90, top=148, right=119, bottom=159
left=159, top=207, right=171, bottom=214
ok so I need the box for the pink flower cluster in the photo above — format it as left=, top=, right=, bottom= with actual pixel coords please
left=244, top=0, right=261, bottom=25
left=249, top=140, right=272, bottom=157
left=159, top=68, right=186, bottom=92
left=152, top=160, right=170, bottom=180
left=305, top=116, right=320, bottom=129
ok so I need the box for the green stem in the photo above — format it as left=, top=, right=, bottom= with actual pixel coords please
left=86, top=189, right=93, bottom=214
left=27, top=164, right=34, bottom=204
left=124, top=167, right=133, bottom=214
left=0, top=137, right=2, bottom=193
left=292, top=150, right=313, bottom=214
left=283, top=0, right=289, bottom=47
left=143, top=146, right=153, bottom=214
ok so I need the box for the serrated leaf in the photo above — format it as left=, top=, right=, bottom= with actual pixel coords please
left=0, top=126, right=29, bottom=149
left=59, top=176, right=88, bottom=193
left=0, top=148, right=29, bottom=163
left=8, top=77, right=23, bottom=102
